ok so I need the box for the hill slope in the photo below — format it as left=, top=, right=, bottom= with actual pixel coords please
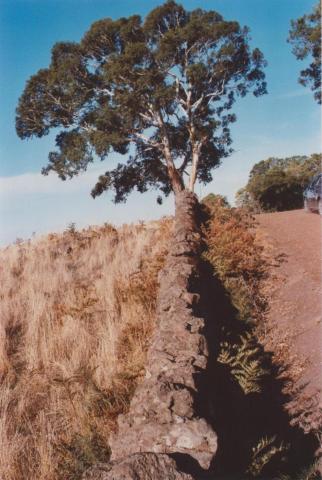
left=256, top=209, right=321, bottom=433
left=0, top=206, right=320, bottom=479
left=0, top=220, right=171, bottom=479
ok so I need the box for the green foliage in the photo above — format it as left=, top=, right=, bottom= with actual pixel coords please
left=238, top=154, right=322, bottom=212
left=278, top=462, right=321, bottom=480
left=288, top=4, right=321, bottom=104
left=202, top=193, right=230, bottom=208
left=218, top=333, right=270, bottom=394
left=247, top=436, right=288, bottom=477
left=16, top=1, right=266, bottom=201
left=235, top=187, right=262, bottom=213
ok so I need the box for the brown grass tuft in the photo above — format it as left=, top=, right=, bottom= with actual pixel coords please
left=0, top=218, right=172, bottom=479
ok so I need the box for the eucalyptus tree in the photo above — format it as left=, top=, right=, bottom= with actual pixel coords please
left=289, top=3, right=321, bottom=104
left=16, top=1, right=266, bottom=206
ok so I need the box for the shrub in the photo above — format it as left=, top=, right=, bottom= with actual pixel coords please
left=203, top=196, right=268, bottom=324
left=237, top=154, right=321, bottom=212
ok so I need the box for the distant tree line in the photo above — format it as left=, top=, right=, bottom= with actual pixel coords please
left=236, top=153, right=321, bottom=212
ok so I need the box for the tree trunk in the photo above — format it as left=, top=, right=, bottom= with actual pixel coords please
left=188, top=149, right=199, bottom=192
left=169, top=164, right=185, bottom=195
left=163, top=144, right=185, bottom=195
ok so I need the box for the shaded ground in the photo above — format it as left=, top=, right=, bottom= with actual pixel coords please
left=256, top=209, right=321, bottom=410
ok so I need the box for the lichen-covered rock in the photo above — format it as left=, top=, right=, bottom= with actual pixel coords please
left=82, top=453, right=195, bottom=480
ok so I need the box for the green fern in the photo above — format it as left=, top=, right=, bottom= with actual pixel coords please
left=278, top=461, right=321, bottom=480
left=218, top=332, right=269, bottom=394
left=247, top=435, right=288, bottom=477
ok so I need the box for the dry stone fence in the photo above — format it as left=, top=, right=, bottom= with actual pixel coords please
left=83, top=191, right=218, bottom=479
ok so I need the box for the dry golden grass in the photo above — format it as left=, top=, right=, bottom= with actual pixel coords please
left=0, top=219, right=171, bottom=480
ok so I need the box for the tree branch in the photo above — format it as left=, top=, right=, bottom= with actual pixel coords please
left=139, top=112, right=159, bottom=127
left=131, top=132, right=162, bottom=149
left=188, top=135, right=207, bottom=192
left=155, top=110, right=184, bottom=193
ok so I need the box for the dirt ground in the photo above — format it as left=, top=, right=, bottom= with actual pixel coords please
left=256, top=209, right=321, bottom=413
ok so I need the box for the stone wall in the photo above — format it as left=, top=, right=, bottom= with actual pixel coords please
left=83, top=191, right=217, bottom=479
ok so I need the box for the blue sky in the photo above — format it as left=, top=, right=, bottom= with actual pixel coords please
left=0, top=0, right=320, bottom=245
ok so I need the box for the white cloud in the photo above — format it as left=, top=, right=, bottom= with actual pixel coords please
left=0, top=166, right=174, bottom=246
left=276, top=89, right=311, bottom=99
left=0, top=165, right=107, bottom=197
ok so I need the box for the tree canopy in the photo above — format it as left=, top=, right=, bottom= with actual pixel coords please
left=236, top=154, right=322, bottom=212
left=288, top=3, right=321, bottom=104
left=16, top=1, right=267, bottom=203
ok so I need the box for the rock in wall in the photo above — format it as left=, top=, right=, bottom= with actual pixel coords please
left=82, top=453, right=195, bottom=480
left=83, top=190, right=217, bottom=479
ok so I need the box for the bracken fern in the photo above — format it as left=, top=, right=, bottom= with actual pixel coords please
left=218, top=333, right=270, bottom=394
left=247, top=436, right=288, bottom=477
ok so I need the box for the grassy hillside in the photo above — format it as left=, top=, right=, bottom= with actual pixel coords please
left=0, top=206, right=319, bottom=479
left=0, top=220, right=171, bottom=479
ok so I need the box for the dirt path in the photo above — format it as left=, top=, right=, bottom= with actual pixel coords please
left=256, top=209, right=321, bottom=408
